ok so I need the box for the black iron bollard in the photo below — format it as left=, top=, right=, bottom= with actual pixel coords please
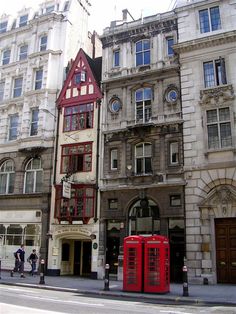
left=182, top=265, right=189, bottom=296
left=104, top=263, right=110, bottom=291
left=39, top=259, right=45, bottom=284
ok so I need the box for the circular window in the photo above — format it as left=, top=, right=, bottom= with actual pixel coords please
left=165, top=87, right=179, bottom=104
left=109, top=97, right=122, bottom=113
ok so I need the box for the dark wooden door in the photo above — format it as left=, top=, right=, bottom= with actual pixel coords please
left=74, top=241, right=81, bottom=275
left=215, top=218, right=236, bottom=283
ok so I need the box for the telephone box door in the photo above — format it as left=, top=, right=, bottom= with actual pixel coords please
left=144, top=235, right=170, bottom=293
left=123, top=236, right=143, bottom=292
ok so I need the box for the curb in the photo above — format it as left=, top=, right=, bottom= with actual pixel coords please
left=1, top=281, right=236, bottom=307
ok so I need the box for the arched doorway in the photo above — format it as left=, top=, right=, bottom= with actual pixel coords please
left=128, top=198, right=160, bottom=235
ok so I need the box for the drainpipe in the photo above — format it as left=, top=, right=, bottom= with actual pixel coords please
left=94, top=98, right=101, bottom=222
left=53, top=106, right=60, bottom=185
left=174, top=8, right=187, bottom=259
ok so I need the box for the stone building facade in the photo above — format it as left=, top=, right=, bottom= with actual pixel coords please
left=99, top=10, right=185, bottom=282
left=0, top=0, right=91, bottom=270
left=175, top=0, right=236, bottom=284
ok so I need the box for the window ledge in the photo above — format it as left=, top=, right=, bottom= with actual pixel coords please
left=204, top=147, right=236, bottom=157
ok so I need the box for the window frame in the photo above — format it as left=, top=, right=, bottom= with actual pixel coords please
left=206, top=107, right=232, bottom=150
left=0, top=80, right=5, bottom=101
left=35, top=69, right=43, bottom=90
left=8, top=114, right=19, bottom=141
left=2, top=49, right=11, bottom=65
left=19, top=44, right=28, bottom=61
left=0, top=160, right=15, bottom=194
left=13, top=77, right=23, bottom=98
left=135, top=87, right=152, bottom=124
left=24, top=158, right=43, bottom=194
left=61, top=142, right=93, bottom=174
left=135, top=39, right=150, bottom=67
left=30, top=108, right=39, bottom=136
left=110, top=149, right=118, bottom=170
left=203, top=58, right=227, bottom=88
left=199, top=6, right=221, bottom=33
left=63, top=103, right=94, bottom=132
left=0, top=21, right=8, bottom=33
left=166, top=37, right=174, bottom=57
left=169, top=141, right=179, bottom=165
left=135, top=142, right=152, bottom=175
left=113, top=49, right=120, bottom=67
left=55, top=184, right=95, bottom=221
left=19, top=14, right=28, bottom=27
left=39, top=35, right=47, bottom=51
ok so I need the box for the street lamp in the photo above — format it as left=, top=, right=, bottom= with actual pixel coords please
left=41, top=108, right=56, bottom=121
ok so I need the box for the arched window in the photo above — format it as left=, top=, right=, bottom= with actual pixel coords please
left=135, top=87, right=152, bottom=123
left=135, top=142, right=152, bottom=175
left=0, top=159, right=15, bottom=194
left=129, top=199, right=160, bottom=235
left=24, top=158, right=43, bottom=193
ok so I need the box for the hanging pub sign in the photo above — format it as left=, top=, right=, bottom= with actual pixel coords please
left=62, top=181, right=71, bottom=199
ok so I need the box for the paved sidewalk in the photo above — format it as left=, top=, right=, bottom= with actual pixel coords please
left=0, top=270, right=236, bottom=306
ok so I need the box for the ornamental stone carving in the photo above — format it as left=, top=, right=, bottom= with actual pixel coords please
left=199, top=84, right=234, bottom=107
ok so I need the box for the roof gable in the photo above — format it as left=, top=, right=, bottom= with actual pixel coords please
left=57, top=48, right=102, bottom=107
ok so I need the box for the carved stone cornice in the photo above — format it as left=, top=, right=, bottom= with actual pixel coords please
left=199, top=84, right=234, bottom=106
left=174, top=30, right=236, bottom=54
left=101, top=19, right=177, bottom=48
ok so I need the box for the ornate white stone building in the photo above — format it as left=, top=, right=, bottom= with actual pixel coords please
left=0, top=0, right=91, bottom=270
left=175, top=0, right=236, bottom=284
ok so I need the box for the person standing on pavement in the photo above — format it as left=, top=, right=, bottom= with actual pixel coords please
left=27, top=249, right=38, bottom=276
left=11, top=244, right=25, bottom=278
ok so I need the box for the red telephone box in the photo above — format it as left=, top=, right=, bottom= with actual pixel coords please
left=123, top=235, right=144, bottom=292
left=144, top=235, right=170, bottom=293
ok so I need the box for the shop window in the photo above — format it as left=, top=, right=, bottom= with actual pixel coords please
left=6, top=225, right=22, bottom=245
left=61, top=142, right=92, bottom=173
left=64, top=103, right=93, bottom=131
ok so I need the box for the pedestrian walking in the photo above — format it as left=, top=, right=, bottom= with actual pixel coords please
left=27, top=249, right=38, bottom=276
left=11, top=244, right=25, bottom=278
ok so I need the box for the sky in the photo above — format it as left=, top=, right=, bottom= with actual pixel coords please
left=0, top=0, right=174, bottom=35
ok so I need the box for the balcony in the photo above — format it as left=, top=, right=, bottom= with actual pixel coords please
left=127, top=112, right=182, bottom=128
